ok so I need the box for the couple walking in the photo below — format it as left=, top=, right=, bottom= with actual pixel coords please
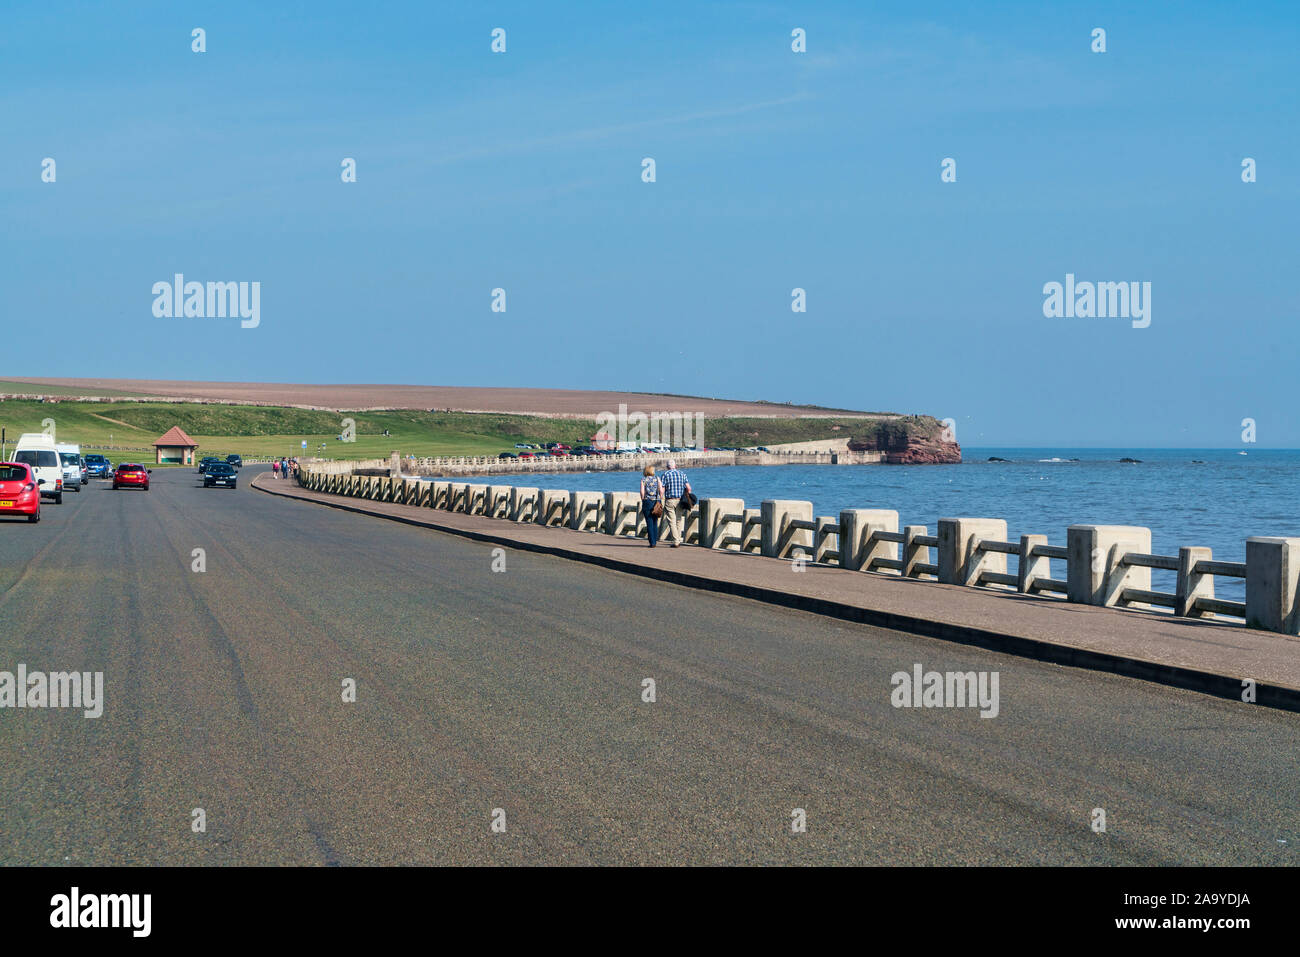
left=639, top=460, right=695, bottom=548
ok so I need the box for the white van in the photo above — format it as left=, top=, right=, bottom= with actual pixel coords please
left=57, top=443, right=85, bottom=492
left=13, top=433, right=64, bottom=503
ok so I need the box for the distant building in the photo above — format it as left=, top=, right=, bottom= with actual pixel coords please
left=592, top=430, right=614, bottom=450
left=153, top=426, right=198, bottom=465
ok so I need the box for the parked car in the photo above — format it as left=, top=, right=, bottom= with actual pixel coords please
left=56, top=444, right=84, bottom=492
left=519, top=452, right=535, bottom=459
left=498, top=452, right=517, bottom=459
left=197, top=456, right=222, bottom=474
left=84, top=454, right=112, bottom=478
left=203, top=462, right=238, bottom=488
left=226, top=454, right=243, bottom=469
left=112, top=463, right=151, bottom=491
left=0, top=462, right=41, bottom=522
left=513, top=443, right=531, bottom=449
left=13, top=433, right=63, bottom=503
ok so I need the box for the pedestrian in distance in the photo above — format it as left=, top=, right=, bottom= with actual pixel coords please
left=657, top=459, right=694, bottom=548
left=640, top=466, right=664, bottom=548
left=272, top=459, right=280, bottom=479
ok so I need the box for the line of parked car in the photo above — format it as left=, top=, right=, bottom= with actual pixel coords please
left=0, top=432, right=156, bottom=522
left=497, top=442, right=718, bottom=460
left=0, top=434, right=246, bottom=523
left=196, top=455, right=242, bottom=488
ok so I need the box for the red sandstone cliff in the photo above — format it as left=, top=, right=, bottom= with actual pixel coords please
left=847, top=420, right=962, bottom=464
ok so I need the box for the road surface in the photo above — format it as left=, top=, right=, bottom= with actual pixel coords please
left=0, top=466, right=1294, bottom=865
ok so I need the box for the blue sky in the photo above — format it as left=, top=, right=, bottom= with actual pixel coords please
left=2, top=1, right=1296, bottom=446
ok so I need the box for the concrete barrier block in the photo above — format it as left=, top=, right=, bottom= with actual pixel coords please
left=814, top=516, right=839, bottom=564
left=447, top=483, right=467, bottom=512
left=938, top=518, right=1009, bottom=586
left=538, top=490, right=569, bottom=527
left=570, top=491, right=603, bottom=531
left=1177, top=546, right=1214, bottom=618
left=604, top=492, right=638, bottom=536
left=741, top=508, right=763, bottom=553
left=1018, top=534, right=1051, bottom=593
left=465, top=484, right=488, bottom=515
left=761, top=500, right=813, bottom=559
left=1246, top=537, right=1300, bottom=634
left=700, top=498, right=745, bottom=550
left=903, top=525, right=930, bottom=578
left=486, top=485, right=512, bottom=519
left=1066, top=524, right=1151, bottom=606
left=510, top=486, right=539, bottom=523
left=429, top=481, right=450, bottom=509
left=839, top=509, right=899, bottom=571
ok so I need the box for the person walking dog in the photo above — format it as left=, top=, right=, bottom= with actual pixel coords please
left=640, top=466, right=664, bottom=548
left=658, top=459, right=694, bottom=548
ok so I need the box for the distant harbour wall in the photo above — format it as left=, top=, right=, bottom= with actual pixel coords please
left=314, top=448, right=887, bottom=478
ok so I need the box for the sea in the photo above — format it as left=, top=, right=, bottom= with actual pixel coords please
left=427, top=448, right=1299, bottom=602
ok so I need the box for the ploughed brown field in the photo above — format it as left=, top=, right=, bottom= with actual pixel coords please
left=1, top=377, right=875, bottom=418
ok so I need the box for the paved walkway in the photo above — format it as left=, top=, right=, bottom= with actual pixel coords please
left=255, top=474, right=1300, bottom=708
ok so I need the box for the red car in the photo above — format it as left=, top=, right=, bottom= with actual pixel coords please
left=112, top=463, right=151, bottom=491
left=0, top=462, right=41, bottom=522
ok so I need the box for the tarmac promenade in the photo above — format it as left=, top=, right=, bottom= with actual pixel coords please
left=254, top=474, right=1300, bottom=710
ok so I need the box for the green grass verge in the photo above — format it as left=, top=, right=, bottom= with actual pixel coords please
left=0, top=399, right=936, bottom=460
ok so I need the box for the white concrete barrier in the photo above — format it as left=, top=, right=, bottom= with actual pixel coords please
left=1067, top=524, right=1152, bottom=606
left=1245, top=537, right=1300, bottom=634
left=486, top=485, right=512, bottom=519
left=938, top=518, right=1009, bottom=587
left=510, top=486, right=539, bottom=523
left=538, top=490, right=569, bottom=527
left=570, top=491, right=603, bottom=532
left=429, top=480, right=451, bottom=509
left=700, top=498, right=744, bottom=550
left=839, top=509, right=899, bottom=572
left=604, top=492, right=638, bottom=537
left=762, top=500, right=813, bottom=560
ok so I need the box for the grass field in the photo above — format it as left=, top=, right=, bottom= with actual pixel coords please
left=0, top=399, right=928, bottom=460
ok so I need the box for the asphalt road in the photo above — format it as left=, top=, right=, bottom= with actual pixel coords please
left=0, top=465, right=1295, bottom=865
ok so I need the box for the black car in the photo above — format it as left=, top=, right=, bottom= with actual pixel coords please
left=226, top=454, right=243, bottom=469
left=203, top=463, right=237, bottom=488
left=197, top=456, right=223, bottom=474
left=498, top=452, right=517, bottom=459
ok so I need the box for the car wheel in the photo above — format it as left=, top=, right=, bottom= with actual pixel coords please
left=28, top=512, right=39, bottom=523
left=54, top=493, right=63, bottom=504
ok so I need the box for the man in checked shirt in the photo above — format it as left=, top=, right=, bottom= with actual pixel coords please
left=657, top=459, right=693, bottom=548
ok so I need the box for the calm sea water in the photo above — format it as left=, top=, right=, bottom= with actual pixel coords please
left=430, top=449, right=1300, bottom=601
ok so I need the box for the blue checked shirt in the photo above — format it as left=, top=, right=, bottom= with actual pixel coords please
left=659, top=468, right=688, bottom=499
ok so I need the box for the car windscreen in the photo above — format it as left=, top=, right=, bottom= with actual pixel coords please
left=208, top=465, right=234, bottom=474
left=118, top=465, right=143, bottom=472
left=59, top=453, right=79, bottom=465
left=0, top=465, right=30, bottom=481
left=15, top=450, right=58, bottom=468
left=85, top=456, right=106, bottom=464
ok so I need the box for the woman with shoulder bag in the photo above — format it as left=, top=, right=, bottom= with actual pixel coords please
left=640, top=466, right=664, bottom=548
